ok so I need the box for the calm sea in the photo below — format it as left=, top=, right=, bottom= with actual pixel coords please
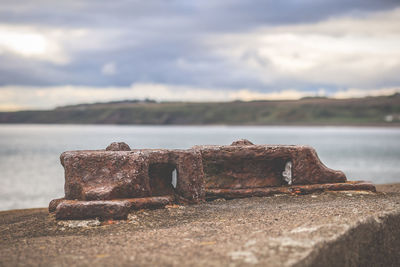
left=0, top=124, right=399, bottom=211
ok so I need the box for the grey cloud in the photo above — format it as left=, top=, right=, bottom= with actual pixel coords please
left=0, top=0, right=398, bottom=29
left=0, top=54, right=71, bottom=86
left=0, top=0, right=399, bottom=93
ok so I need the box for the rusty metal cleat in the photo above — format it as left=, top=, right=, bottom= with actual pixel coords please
left=50, top=139, right=375, bottom=219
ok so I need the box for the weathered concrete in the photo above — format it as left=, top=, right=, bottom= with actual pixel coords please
left=1, top=184, right=399, bottom=266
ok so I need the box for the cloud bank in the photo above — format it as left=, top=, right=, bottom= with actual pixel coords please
left=0, top=1, right=399, bottom=110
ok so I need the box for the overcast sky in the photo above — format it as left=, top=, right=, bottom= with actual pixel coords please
left=0, top=0, right=400, bottom=110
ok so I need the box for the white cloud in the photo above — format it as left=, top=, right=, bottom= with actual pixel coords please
left=0, top=84, right=398, bottom=111
left=0, top=24, right=120, bottom=65
left=0, top=25, right=89, bottom=64
left=205, top=8, right=400, bottom=88
left=0, top=30, right=47, bottom=56
left=101, top=62, right=117, bottom=75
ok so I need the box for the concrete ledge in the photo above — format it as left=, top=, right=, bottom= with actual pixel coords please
left=296, top=211, right=400, bottom=266
left=1, top=184, right=399, bottom=266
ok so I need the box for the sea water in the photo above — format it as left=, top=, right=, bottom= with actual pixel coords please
left=0, top=124, right=399, bottom=210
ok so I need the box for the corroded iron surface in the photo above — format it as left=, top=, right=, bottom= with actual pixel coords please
left=55, top=200, right=131, bottom=220
left=125, top=196, right=175, bottom=209
left=196, top=144, right=346, bottom=189
left=48, top=198, right=65, bottom=213
left=50, top=139, right=375, bottom=219
left=60, top=149, right=204, bottom=203
left=205, top=181, right=376, bottom=200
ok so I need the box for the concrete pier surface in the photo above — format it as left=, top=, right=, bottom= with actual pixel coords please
left=1, top=184, right=399, bottom=266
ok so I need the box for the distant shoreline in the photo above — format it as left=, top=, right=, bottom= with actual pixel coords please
left=1, top=94, right=399, bottom=126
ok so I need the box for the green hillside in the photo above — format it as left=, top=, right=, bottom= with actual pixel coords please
left=1, top=94, right=399, bottom=126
